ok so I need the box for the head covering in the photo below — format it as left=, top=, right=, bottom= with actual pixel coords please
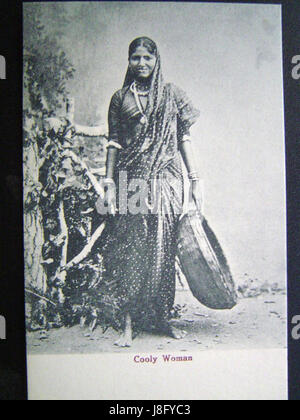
left=122, top=49, right=164, bottom=129
left=117, top=39, right=199, bottom=180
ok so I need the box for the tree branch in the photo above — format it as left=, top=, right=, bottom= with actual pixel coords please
left=63, top=149, right=104, bottom=198
left=62, top=221, right=106, bottom=272
left=74, top=123, right=106, bottom=137
left=52, top=200, right=68, bottom=304
left=25, top=288, right=57, bottom=307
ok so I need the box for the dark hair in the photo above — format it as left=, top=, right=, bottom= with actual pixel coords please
left=128, top=37, right=158, bottom=59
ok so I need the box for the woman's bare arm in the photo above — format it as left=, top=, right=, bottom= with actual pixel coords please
left=97, top=146, right=119, bottom=216
left=179, top=139, right=198, bottom=176
left=179, top=139, right=203, bottom=217
left=106, top=147, right=118, bottom=179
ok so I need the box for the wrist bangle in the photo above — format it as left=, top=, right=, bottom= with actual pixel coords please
left=107, top=140, right=122, bottom=150
left=188, top=171, right=200, bottom=180
left=104, top=177, right=115, bottom=183
left=179, top=136, right=191, bottom=144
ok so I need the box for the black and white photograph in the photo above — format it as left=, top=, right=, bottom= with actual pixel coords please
left=22, top=1, right=288, bottom=399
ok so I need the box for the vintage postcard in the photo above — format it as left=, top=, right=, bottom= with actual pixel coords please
left=23, top=1, right=287, bottom=400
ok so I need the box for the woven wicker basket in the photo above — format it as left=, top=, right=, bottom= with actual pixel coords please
left=177, top=212, right=237, bottom=310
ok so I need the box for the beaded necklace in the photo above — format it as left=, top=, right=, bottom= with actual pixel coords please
left=130, top=81, right=149, bottom=125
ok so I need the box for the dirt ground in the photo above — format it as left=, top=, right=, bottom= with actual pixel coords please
left=27, top=289, right=287, bottom=355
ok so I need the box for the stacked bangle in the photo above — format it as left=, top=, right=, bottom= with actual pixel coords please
left=104, top=177, right=115, bottom=184
left=179, top=135, right=191, bottom=145
left=107, top=140, right=122, bottom=150
left=188, top=171, right=200, bottom=181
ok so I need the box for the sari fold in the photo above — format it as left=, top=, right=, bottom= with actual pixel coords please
left=98, top=52, right=200, bottom=330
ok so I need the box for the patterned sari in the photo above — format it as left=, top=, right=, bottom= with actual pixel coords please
left=98, top=52, right=200, bottom=331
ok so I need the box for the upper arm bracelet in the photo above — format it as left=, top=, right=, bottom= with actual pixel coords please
left=179, top=135, right=191, bottom=145
left=107, top=140, right=123, bottom=150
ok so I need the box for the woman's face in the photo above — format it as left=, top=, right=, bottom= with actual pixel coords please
left=129, top=46, right=157, bottom=81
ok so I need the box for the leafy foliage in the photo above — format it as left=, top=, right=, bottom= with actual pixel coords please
left=23, top=8, right=111, bottom=330
left=23, top=6, right=75, bottom=116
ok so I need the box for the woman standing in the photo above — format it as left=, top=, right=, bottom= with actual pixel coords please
left=98, top=37, right=202, bottom=347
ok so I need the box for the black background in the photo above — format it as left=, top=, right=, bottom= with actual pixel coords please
left=0, top=0, right=299, bottom=401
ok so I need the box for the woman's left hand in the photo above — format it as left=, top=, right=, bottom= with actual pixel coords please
left=191, top=180, right=204, bottom=220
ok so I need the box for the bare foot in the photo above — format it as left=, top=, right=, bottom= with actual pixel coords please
left=160, top=322, right=187, bottom=339
left=114, top=313, right=133, bottom=347
left=80, top=316, right=86, bottom=329
left=89, top=318, right=97, bottom=332
left=114, top=332, right=133, bottom=347
left=168, top=325, right=187, bottom=339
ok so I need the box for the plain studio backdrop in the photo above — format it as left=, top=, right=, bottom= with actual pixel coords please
left=24, top=2, right=286, bottom=288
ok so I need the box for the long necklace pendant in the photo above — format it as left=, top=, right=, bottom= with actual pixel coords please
left=131, top=82, right=148, bottom=125
left=140, top=115, right=148, bottom=125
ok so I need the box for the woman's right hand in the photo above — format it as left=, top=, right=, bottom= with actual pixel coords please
left=96, top=178, right=117, bottom=216
left=105, top=184, right=117, bottom=215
